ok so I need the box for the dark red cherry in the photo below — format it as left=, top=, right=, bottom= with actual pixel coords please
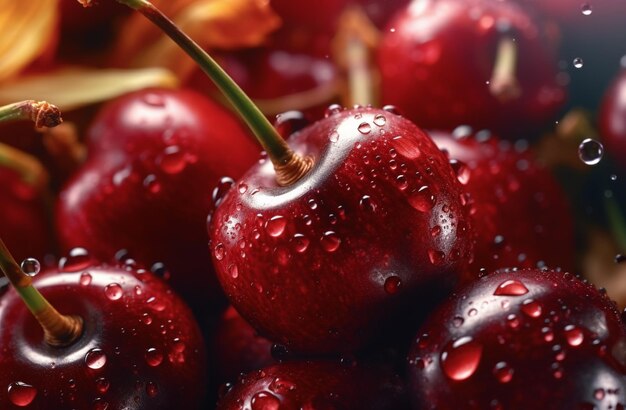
left=408, top=268, right=626, bottom=410
left=378, top=0, right=565, bottom=137
left=600, top=69, right=626, bottom=170
left=217, top=360, right=409, bottom=409
left=210, top=106, right=474, bottom=354
left=430, top=128, right=574, bottom=273
left=56, top=88, right=260, bottom=312
left=0, top=254, right=207, bottom=409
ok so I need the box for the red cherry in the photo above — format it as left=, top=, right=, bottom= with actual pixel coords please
left=430, top=128, right=574, bottom=273
left=407, top=268, right=626, bottom=409
left=212, top=306, right=275, bottom=385
left=0, top=248, right=207, bottom=409
left=378, top=0, right=565, bottom=137
left=600, top=70, right=626, bottom=170
left=210, top=106, right=473, bottom=354
left=269, top=0, right=351, bottom=32
left=56, top=88, right=259, bottom=311
left=217, top=360, right=408, bottom=409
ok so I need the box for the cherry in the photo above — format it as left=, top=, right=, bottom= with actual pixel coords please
left=56, top=88, right=259, bottom=311
left=357, top=0, right=411, bottom=28
left=377, top=0, right=565, bottom=137
left=217, top=360, right=409, bottom=409
left=407, top=268, right=626, bottom=409
left=212, top=306, right=275, bottom=385
left=600, top=69, right=626, bottom=171
left=269, top=0, right=351, bottom=33
left=98, top=0, right=473, bottom=355
left=0, top=242, right=207, bottom=409
left=430, top=128, right=574, bottom=273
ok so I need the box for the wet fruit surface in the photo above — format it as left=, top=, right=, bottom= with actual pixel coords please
left=408, top=268, right=626, bottom=410
left=0, top=258, right=207, bottom=409
left=209, top=106, right=474, bottom=354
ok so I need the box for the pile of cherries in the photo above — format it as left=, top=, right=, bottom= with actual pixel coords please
left=1, top=0, right=625, bottom=409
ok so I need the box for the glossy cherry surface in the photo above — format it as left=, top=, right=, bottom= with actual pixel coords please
left=600, top=70, right=626, bottom=171
left=217, top=360, right=408, bottom=409
left=408, top=268, right=626, bottom=410
left=0, top=259, right=206, bottom=409
left=209, top=106, right=473, bottom=354
left=430, top=128, right=574, bottom=273
left=56, top=88, right=260, bottom=311
left=378, top=0, right=565, bottom=137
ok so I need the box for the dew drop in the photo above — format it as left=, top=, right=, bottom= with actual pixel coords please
left=228, top=264, right=239, bottom=279
left=384, top=276, right=402, bottom=294
left=274, top=110, right=309, bottom=138
left=408, top=186, right=436, bottom=212
left=573, top=57, right=584, bottom=68
left=452, top=316, right=464, bottom=327
left=373, top=114, right=387, bottom=126
left=265, top=216, right=287, bottom=237
left=95, top=378, right=110, bottom=394
left=594, top=388, right=605, bottom=400
left=468, top=308, right=478, bottom=317
left=441, top=337, right=483, bottom=381
left=578, top=138, right=604, bottom=165
left=521, top=299, right=543, bottom=318
left=396, top=175, right=409, bottom=190
left=329, top=131, right=339, bottom=143
left=238, top=183, right=248, bottom=194
left=506, top=314, right=520, bottom=328
left=145, top=348, right=163, bottom=367
left=325, top=104, right=343, bottom=117
left=143, top=174, right=161, bottom=194
left=8, top=382, right=37, bottom=407
left=493, top=362, right=513, bottom=383
left=449, top=159, right=471, bottom=185
left=493, top=280, right=529, bottom=296
left=143, top=93, right=166, bottom=107
left=251, top=391, right=281, bottom=410
left=20, top=258, right=40, bottom=277
left=382, top=105, right=401, bottom=115
left=564, top=325, right=584, bottom=347
left=269, top=377, right=297, bottom=395
left=59, top=248, right=93, bottom=272
left=214, top=243, right=225, bottom=261
left=358, top=122, right=372, bottom=134
left=93, top=398, right=109, bottom=410
left=359, top=195, right=377, bottom=212
left=428, top=249, right=445, bottom=265
left=146, top=296, right=166, bottom=312
left=581, top=3, right=592, bottom=15
left=104, top=283, right=123, bottom=301
left=212, top=177, right=235, bottom=206
left=159, top=146, right=187, bottom=174
left=320, top=231, right=341, bottom=252
left=85, top=348, right=107, bottom=370
left=293, top=234, right=310, bottom=253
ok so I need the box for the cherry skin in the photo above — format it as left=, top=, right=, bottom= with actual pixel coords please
left=377, top=0, right=565, bottom=137
left=56, top=88, right=259, bottom=312
left=407, top=268, right=626, bottom=410
left=217, top=360, right=409, bottom=409
left=209, top=106, right=473, bottom=354
left=0, top=257, right=207, bottom=409
left=430, top=128, right=574, bottom=273
left=600, top=70, right=626, bottom=171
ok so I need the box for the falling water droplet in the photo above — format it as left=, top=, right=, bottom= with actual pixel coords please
left=104, top=283, right=123, bottom=301
left=8, top=382, right=37, bottom=407
left=573, top=57, right=584, bottom=68
left=20, top=258, right=40, bottom=277
left=578, top=138, right=604, bottom=165
left=266, top=216, right=287, bottom=237
left=145, top=348, right=164, bottom=367
left=85, top=348, right=107, bottom=370
left=441, top=337, right=483, bottom=381
left=494, top=280, right=529, bottom=296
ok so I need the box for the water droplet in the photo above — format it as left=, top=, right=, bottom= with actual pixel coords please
left=428, top=249, right=445, bottom=265
left=274, top=111, right=309, bottom=138
left=20, top=258, right=40, bottom=277
left=396, top=175, right=409, bottom=190
left=141, top=313, right=153, bottom=325
left=59, top=248, right=93, bottom=272
left=452, top=316, right=464, bottom=327
left=146, top=296, right=166, bottom=312
left=494, top=280, right=529, bottom=296
left=594, top=388, right=605, bottom=400
left=382, top=105, right=401, bottom=115
left=578, top=138, right=604, bottom=165
left=238, top=183, right=248, bottom=194
left=581, top=3, right=592, bottom=15
left=573, top=57, right=584, bottom=68
left=85, top=348, right=107, bottom=370
left=358, top=122, right=372, bottom=134
left=143, top=174, right=161, bottom=194
left=320, top=231, right=341, bottom=252
left=265, top=216, right=287, bottom=237
left=293, top=234, right=309, bottom=253
left=325, top=104, right=343, bottom=117
left=159, top=146, right=187, bottom=174
left=104, top=283, right=123, bottom=301
left=506, top=314, right=520, bottom=328
left=564, top=325, right=584, bottom=347
left=214, top=243, right=225, bottom=261
left=95, top=378, right=110, bottom=394
left=145, top=348, right=163, bottom=367
left=468, top=308, right=478, bottom=317
left=228, top=264, right=239, bottom=279
left=521, top=299, right=543, bottom=318
left=449, top=159, right=471, bottom=184
left=329, top=131, right=339, bottom=143
left=93, top=398, right=109, bottom=410
left=143, top=93, right=166, bottom=107
left=269, top=377, right=297, bottom=395
left=8, top=382, right=37, bottom=406
left=251, top=391, right=281, bottom=410
left=384, top=276, right=402, bottom=294
left=373, top=114, right=387, bottom=126
left=212, top=177, right=235, bottom=207
left=146, top=381, right=158, bottom=398
left=493, top=362, right=513, bottom=383
left=359, top=195, right=377, bottom=212
left=408, top=186, right=436, bottom=212
left=441, top=337, right=483, bottom=381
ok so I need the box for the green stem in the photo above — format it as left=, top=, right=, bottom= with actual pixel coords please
left=605, top=196, right=626, bottom=251
left=102, top=0, right=313, bottom=185
left=0, top=100, right=62, bottom=128
left=0, top=238, right=82, bottom=346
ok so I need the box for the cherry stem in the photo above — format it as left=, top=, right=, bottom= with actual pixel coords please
left=85, top=0, right=312, bottom=185
left=0, top=100, right=63, bottom=128
left=0, top=238, right=82, bottom=347
left=489, top=36, right=521, bottom=102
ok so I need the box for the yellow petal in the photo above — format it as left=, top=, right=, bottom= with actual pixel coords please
left=113, top=0, right=281, bottom=79
left=0, top=67, right=179, bottom=111
left=0, top=0, right=59, bottom=82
